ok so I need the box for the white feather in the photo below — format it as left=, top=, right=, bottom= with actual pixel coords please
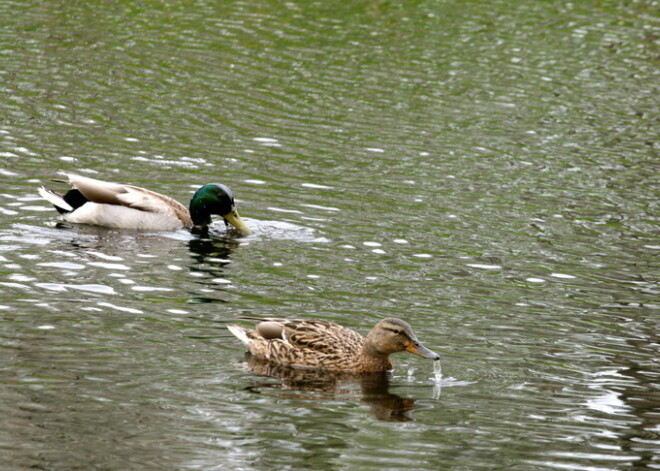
left=227, top=325, right=252, bottom=346
left=280, top=329, right=290, bottom=345
left=38, top=187, right=73, bottom=212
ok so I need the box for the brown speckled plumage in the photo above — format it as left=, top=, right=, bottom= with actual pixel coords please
left=227, top=317, right=440, bottom=373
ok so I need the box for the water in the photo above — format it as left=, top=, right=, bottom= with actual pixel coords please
left=433, top=359, right=442, bottom=382
left=1, top=0, right=659, bottom=469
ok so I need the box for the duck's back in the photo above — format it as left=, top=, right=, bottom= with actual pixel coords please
left=230, top=318, right=367, bottom=372
left=63, top=173, right=193, bottom=229
left=280, top=319, right=363, bottom=355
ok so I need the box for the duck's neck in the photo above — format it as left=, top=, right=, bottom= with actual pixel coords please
left=357, top=344, right=394, bottom=372
left=189, top=198, right=213, bottom=227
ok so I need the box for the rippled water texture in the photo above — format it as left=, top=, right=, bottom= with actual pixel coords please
left=1, top=0, right=658, bottom=470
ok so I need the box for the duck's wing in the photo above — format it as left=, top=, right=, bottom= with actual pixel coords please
left=240, top=317, right=365, bottom=356
left=64, top=173, right=191, bottom=225
left=64, top=173, right=129, bottom=205
left=227, top=323, right=356, bottom=370
left=282, top=319, right=364, bottom=356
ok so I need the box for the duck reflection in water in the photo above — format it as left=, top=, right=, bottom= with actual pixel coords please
left=186, top=233, right=241, bottom=305
left=243, top=355, right=426, bottom=422
left=187, top=234, right=238, bottom=263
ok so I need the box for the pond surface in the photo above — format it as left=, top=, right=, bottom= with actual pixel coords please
left=1, top=0, right=658, bottom=470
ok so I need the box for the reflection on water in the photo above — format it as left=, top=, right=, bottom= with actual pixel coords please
left=610, top=333, right=660, bottom=470
left=242, top=355, right=425, bottom=422
left=1, top=0, right=658, bottom=469
left=188, top=234, right=238, bottom=262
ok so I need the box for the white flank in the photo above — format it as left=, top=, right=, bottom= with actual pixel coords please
left=64, top=203, right=183, bottom=230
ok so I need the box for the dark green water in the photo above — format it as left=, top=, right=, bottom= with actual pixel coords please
left=1, top=1, right=658, bottom=470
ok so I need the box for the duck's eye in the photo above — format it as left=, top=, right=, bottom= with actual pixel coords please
left=384, top=327, right=402, bottom=335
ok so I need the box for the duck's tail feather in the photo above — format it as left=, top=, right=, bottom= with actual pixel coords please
left=227, top=325, right=252, bottom=346
left=39, top=187, right=89, bottom=215
left=38, top=187, right=74, bottom=213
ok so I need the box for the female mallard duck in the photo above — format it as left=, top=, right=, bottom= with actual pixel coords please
left=227, top=317, right=440, bottom=373
left=38, top=172, right=250, bottom=235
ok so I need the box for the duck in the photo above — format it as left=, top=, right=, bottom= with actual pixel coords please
left=227, top=317, right=440, bottom=373
left=38, top=172, right=250, bottom=235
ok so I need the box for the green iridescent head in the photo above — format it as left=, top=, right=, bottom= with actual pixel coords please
left=189, top=184, right=250, bottom=235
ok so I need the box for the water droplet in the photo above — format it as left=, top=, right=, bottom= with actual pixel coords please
left=433, top=359, right=442, bottom=383
left=407, top=367, right=415, bottom=381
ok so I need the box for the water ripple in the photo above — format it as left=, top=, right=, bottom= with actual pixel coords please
left=1, top=0, right=658, bottom=470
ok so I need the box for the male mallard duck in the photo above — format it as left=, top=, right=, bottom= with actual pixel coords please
left=38, top=172, right=250, bottom=235
left=227, top=317, right=440, bottom=373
